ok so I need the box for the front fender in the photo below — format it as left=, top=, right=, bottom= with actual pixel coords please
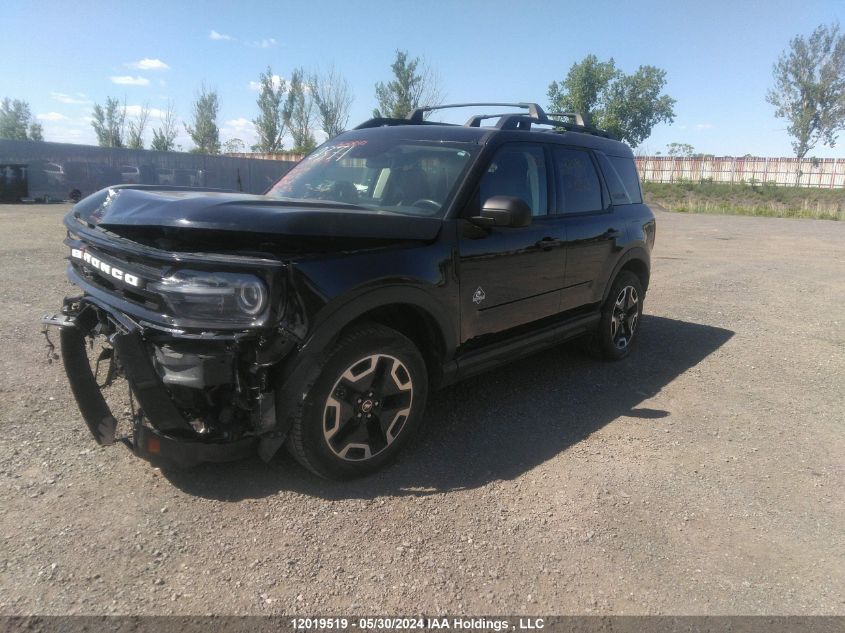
left=301, top=283, right=457, bottom=358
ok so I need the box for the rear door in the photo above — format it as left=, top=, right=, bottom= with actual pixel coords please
left=552, top=146, right=623, bottom=311
left=458, top=142, right=567, bottom=342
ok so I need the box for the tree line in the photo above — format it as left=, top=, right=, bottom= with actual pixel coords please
left=2, top=23, right=844, bottom=159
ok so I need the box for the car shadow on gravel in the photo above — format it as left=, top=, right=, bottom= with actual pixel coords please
left=162, top=315, right=733, bottom=500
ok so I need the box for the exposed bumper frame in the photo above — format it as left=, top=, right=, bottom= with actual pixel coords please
left=43, top=297, right=259, bottom=469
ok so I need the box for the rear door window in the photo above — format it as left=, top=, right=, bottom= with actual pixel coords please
left=552, top=148, right=604, bottom=214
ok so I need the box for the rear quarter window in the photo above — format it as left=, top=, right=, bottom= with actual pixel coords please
left=595, top=153, right=631, bottom=205
left=607, top=155, right=643, bottom=204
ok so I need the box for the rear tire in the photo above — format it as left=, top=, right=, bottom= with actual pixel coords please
left=285, top=323, right=428, bottom=479
left=593, top=271, right=644, bottom=361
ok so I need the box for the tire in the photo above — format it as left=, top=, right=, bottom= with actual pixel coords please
left=285, top=323, right=429, bottom=479
left=593, top=271, right=644, bottom=361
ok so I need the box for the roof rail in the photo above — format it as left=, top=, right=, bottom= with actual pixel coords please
left=407, top=102, right=547, bottom=124
left=465, top=112, right=530, bottom=127
left=354, top=117, right=458, bottom=130
left=494, top=114, right=617, bottom=140
left=354, top=102, right=616, bottom=140
left=546, top=111, right=592, bottom=127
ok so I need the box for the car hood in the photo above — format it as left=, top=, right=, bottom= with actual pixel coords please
left=73, top=186, right=444, bottom=243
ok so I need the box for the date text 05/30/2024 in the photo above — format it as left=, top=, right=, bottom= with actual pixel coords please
left=290, top=617, right=546, bottom=631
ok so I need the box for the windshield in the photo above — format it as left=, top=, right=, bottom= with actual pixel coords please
left=267, top=138, right=477, bottom=216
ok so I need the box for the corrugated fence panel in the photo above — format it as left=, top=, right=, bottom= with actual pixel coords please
left=635, top=156, right=845, bottom=188
left=0, top=139, right=297, bottom=201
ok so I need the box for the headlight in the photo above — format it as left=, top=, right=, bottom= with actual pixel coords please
left=150, top=270, right=268, bottom=326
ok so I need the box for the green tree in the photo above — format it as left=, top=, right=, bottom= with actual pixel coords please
left=666, top=142, right=695, bottom=157
left=151, top=100, right=178, bottom=152
left=284, top=68, right=316, bottom=153
left=91, top=97, right=126, bottom=148
left=252, top=66, right=287, bottom=153
left=309, top=66, right=353, bottom=138
left=222, top=138, right=246, bottom=153
left=547, top=55, right=618, bottom=117
left=185, top=85, right=220, bottom=154
left=547, top=55, right=675, bottom=146
left=373, top=50, right=444, bottom=119
left=0, top=98, right=43, bottom=141
left=767, top=22, right=845, bottom=160
left=28, top=123, right=44, bottom=141
left=127, top=103, right=150, bottom=149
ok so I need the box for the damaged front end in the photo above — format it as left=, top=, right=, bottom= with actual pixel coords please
left=41, top=205, right=303, bottom=468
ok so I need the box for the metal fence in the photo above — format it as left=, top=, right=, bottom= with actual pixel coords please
left=635, top=156, right=845, bottom=188
left=0, top=140, right=297, bottom=202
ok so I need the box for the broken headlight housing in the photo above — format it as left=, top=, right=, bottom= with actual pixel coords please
left=150, top=270, right=269, bottom=328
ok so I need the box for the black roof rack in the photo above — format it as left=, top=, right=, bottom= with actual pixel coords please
left=354, top=117, right=458, bottom=130
left=547, top=111, right=592, bottom=127
left=353, top=102, right=616, bottom=140
left=407, top=102, right=547, bottom=123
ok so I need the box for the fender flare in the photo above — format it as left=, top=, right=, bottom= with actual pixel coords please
left=301, top=284, right=457, bottom=358
left=601, top=246, right=651, bottom=304
left=260, top=284, right=456, bottom=461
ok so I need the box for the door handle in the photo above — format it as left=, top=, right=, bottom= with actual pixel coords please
left=534, top=236, right=562, bottom=251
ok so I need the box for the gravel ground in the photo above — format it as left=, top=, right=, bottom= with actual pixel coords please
left=0, top=203, right=842, bottom=615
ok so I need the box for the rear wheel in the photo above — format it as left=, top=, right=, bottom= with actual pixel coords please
left=286, top=323, right=428, bottom=479
left=594, top=271, right=644, bottom=360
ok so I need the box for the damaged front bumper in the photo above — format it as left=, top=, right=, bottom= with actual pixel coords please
left=42, top=296, right=294, bottom=468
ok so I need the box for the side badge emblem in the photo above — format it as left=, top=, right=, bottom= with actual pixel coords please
left=472, top=286, right=486, bottom=305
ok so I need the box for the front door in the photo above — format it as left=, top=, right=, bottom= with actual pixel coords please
left=458, top=143, right=567, bottom=342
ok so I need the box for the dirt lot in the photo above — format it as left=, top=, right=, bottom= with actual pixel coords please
left=0, top=203, right=842, bottom=616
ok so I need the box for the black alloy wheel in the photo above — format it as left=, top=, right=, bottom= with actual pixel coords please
left=286, top=323, right=428, bottom=479
left=595, top=270, right=644, bottom=360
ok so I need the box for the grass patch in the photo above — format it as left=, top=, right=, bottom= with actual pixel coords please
left=643, top=181, right=845, bottom=221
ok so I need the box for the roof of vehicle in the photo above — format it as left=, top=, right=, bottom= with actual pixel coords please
left=341, top=102, right=635, bottom=158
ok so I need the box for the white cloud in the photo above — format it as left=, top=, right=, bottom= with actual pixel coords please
left=45, top=127, right=86, bottom=143
left=695, top=123, right=714, bottom=130
left=248, top=74, right=284, bottom=91
left=246, top=37, right=277, bottom=49
left=124, top=105, right=165, bottom=118
left=128, top=58, right=169, bottom=71
left=51, top=92, right=90, bottom=105
left=110, top=75, right=150, bottom=86
left=210, top=29, right=233, bottom=41
left=37, top=112, right=68, bottom=121
left=223, top=118, right=255, bottom=133
left=221, top=118, right=257, bottom=146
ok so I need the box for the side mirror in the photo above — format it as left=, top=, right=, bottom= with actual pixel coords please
left=470, top=196, right=532, bottom=228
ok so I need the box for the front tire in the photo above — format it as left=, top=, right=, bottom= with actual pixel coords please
left=286, top=323, right=428, bottom=479
left=595, top=271, right=644, bottom=360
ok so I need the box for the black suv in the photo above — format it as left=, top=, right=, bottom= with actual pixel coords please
left=42, top=103, right=655, bottom=479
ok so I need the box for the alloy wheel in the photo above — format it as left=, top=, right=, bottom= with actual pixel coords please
left=322, top=354, right=414, bottom=461
left=610, top=285, right=639, bottom=350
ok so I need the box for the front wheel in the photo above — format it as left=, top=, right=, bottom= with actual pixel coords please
left=286, top=323, right=428, bottom=479
left=594, top=271, right=644, bottom=360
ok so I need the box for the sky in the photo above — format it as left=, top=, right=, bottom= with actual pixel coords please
left=1, top=0, right=844, bottom=157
